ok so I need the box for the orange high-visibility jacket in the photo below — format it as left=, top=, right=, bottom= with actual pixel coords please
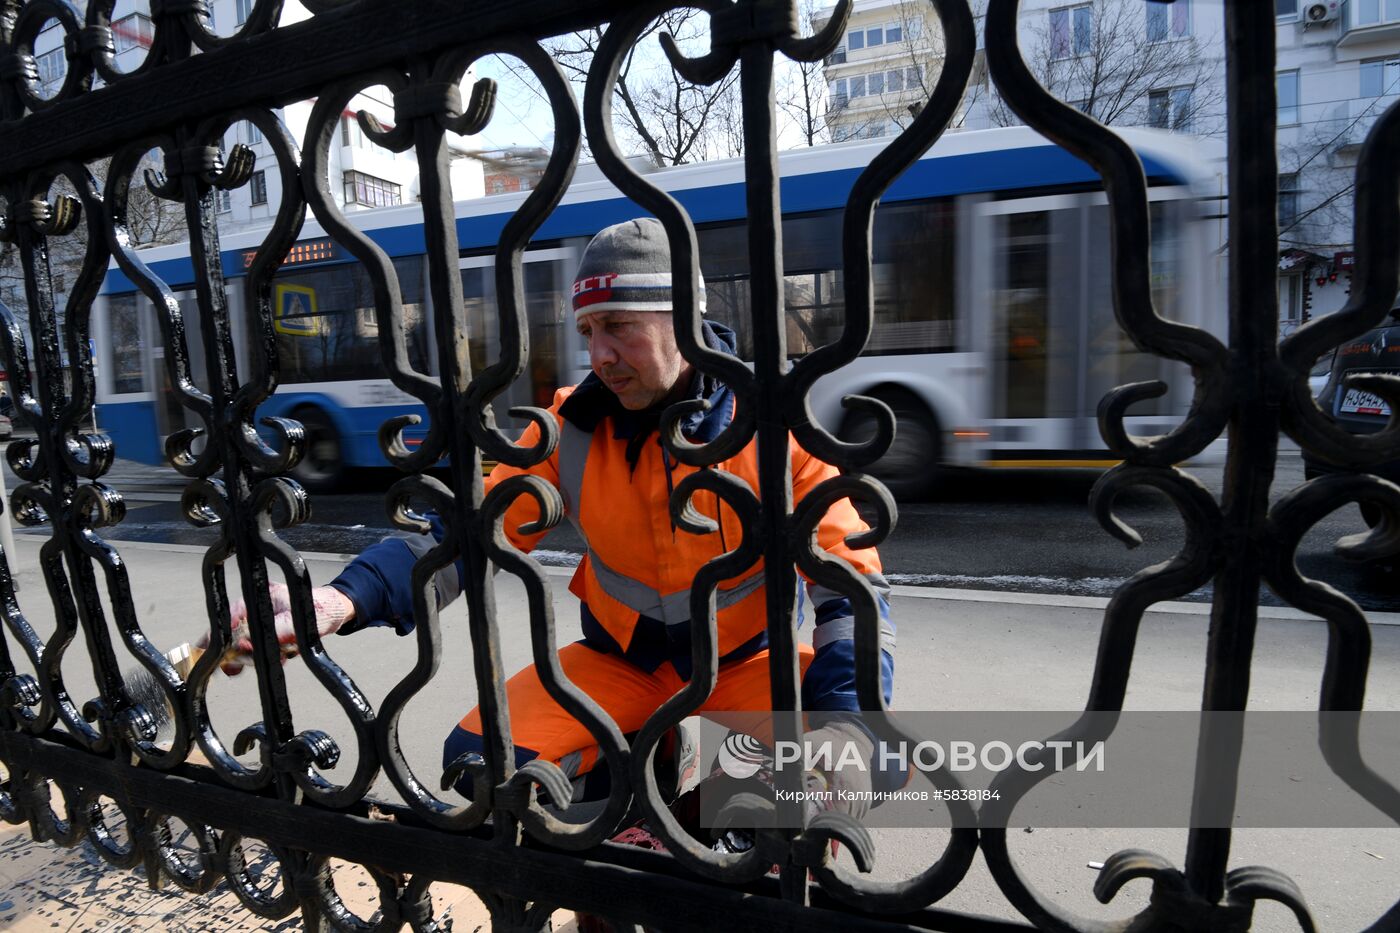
left=331, top=323, right=895, bottom=711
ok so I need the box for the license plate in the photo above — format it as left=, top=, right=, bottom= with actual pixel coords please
left=1340, top=387, right=1391, bottom=416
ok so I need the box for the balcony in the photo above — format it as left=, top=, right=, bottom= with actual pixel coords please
left=1340, top=0, right=1400, bottom=45
left=1329, top=93, right=1400, bottom=149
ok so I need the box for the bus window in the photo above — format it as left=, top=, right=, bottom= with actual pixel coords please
left=703, top=275, right=752, bottom=359
left=271, top=256, right=428, bottom=384
left=697, top=222, right=755, bottom=359
left=699, top=202, right=957, bottom=361
left=1083, top=203, right=1178, bottom=417
left=108, top=293, right=146, bottom=394
left=523, top=260, right=568, bottom=411
left=461, top=265, right=491, bottom=377
left=459, top=255, right=571, bottom=435
left=871, top=200, right=957, bottom=354
left=153, top=289, right=210, bottom=440
left=785, top=270, right=842, bottom=356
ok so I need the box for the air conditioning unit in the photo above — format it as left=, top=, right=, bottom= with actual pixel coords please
left=1305, top=1, right=1339, bottom=23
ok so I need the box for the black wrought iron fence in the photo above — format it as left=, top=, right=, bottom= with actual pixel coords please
left=0, top=0, right=1396, bottom=930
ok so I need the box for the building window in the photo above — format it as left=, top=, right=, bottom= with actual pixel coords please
left=215, top=189, right=232, bottom=214
left=1360, top=57, right=1400, bottom=97
left=343, top=170, right=402, bottom=208
left=1148, top=85, right=1193, bottom=131
left=849, top=74, right=867, bottom=97
left=906, top=64, right=924, bottom=88
left=869, top=71, right=885, bottom=95
left=236, top=0, right=254, bottom=25
left=887, top=68, right=905, bottom=93
left=1279, top=275, right=1303, bottom=325
left=250, top=170, right=268, bottom=206
left=1353, top=0, right=1400, bottom=24
left=113, top=13, right=154, bottom=52
left=1146, top=0, right=1190, bottom=41
left=342, top=115, right=378, bottom=149
left=845, top=23, right=913, bottom=52
left=1278, top=172, right=1301, bottom=229
left=827, top=44, right=846, bottom=65
left=1277, top=70, right=1299, bottom=126
left=245, top=121, right=263, bottom=145
left=1050, top=4, right=1093, bottom=58
left=829, top=77, right=849, bottom=108
left=35, top=48, right=63, bottom=88
left=1276, top=0, right=1298, bottom=16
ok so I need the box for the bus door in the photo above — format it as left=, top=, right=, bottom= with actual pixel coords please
left=149, top=286, right=214, bottom=445
left=1080, top=197, right=1188, bottom=446
left=978, top=194, right=1093, bottom=459
left=458, top=247, right=579, bottom=438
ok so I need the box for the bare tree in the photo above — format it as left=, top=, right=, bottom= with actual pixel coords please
left=0, top=154, right=188, bottom=325
left=1277, top=130, right=1355, bottom=257
left=804, top=0, right=954, bottom=143
left=778, top=51, right=831, bottom=147
left=776, top=0, right=837, bottom=146
left=545, top=11, right=741, bottom=166
left=987, top=0, right=1222, bottom=135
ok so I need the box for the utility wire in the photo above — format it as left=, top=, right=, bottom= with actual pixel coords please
left=1285, top=64, right=1400, bottom=182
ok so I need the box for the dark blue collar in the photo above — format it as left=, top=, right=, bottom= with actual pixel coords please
left=559, top=320, right=737, bottom=445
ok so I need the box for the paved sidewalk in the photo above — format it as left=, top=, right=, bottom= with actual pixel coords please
left=0, top=826, right=540, bottom=932
left=1, top=536, right=1397, bottom=931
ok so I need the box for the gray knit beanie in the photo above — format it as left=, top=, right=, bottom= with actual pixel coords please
left=571, top=217, right=707, bottom=320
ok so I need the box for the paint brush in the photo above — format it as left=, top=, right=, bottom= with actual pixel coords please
left=122, top=640, right=297, bottom=740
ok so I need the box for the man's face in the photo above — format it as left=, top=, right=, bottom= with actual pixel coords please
left=576, top=309, right=688, bottom=410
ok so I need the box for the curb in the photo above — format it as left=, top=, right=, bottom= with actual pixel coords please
left=17, top=534, right=1397, bottom=627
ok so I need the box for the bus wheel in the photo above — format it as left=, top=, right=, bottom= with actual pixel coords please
left=839, top=387, right=942, bottom=500
left=289, top=406, right=344, bottom=493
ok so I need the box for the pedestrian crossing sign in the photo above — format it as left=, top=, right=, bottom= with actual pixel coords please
left=274, top=283, right=321, bottom=336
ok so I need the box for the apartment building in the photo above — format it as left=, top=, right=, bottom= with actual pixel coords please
left=1273, top=0, right=1400, bottom=326
left=817, top=0, right=1398, bottom=328
left=813, top=0, right=950, bottom=141
left=955, top=1, right=1227, bottom=134
left=28, top=1, right=483, bottom=237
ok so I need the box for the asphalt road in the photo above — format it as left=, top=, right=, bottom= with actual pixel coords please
left=80, top=448, right=1400, bottom=613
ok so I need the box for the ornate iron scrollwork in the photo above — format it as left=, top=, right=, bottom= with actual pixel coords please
left=0, top=1, right=1397, bottom=930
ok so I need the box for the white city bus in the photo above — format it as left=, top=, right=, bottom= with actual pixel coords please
left=92, top=126, right=1224, bottom=496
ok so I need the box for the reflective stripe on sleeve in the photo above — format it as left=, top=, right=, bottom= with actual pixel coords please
left=809, top=574, right=896, bottom=655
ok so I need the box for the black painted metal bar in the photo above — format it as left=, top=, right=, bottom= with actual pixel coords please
left=1182, top=2, right=1280, bottom=904
left=0, top=0, right=616, bottom=177
left=1, top=1, right=1398, bottom=930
